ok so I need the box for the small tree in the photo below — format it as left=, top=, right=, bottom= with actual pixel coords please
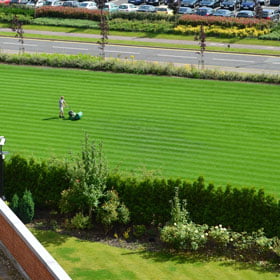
left=60, top=134, right=108, bottom=217
left=198, top=24, right=206, bottom=70
left=11, top=15, right=25, bottom=54
left=96, top=0, right=109, bottom=58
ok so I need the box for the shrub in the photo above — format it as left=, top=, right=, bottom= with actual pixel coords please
left=10, top=193, right=19, bottom=215
left=69, top=212, right=92, bottom=230
left=207, top=224, right=231, bottom=249
left=133, top=225, right=146, bottom=239
left=18, top=190, right=34, bottom=224
left=97, top=190, right=130, bottom=233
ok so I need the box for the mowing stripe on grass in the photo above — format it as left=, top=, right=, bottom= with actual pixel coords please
left=1, top=64, right=280, bottom=198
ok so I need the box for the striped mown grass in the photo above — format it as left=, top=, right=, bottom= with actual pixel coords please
left=1, top=64, right=280, bottom=198
left=31, top=229, right=279, bottom=280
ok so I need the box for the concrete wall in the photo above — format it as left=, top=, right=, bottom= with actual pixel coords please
left=0, top=199, right=71, bottom=280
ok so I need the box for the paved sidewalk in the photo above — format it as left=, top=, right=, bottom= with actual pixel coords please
left=1, top=28, right=280, bottom=52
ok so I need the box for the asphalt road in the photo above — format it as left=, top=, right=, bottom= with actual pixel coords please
left=1, top=36, right=280, bottom=74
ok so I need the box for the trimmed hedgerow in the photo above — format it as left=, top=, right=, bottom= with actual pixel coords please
left=0, top=53, right=279, bottom=84
left=4, top=155, right=280, bottom=237
left=177, top=14, right=273, bottom=29
left=108, top=175, right=280, bottom=237
left=0, top=4, right=34, bottom=16
left=32, top=17, right=99, bottom=28
left=35, top=6, right=103, bottom=20
left=4, top=154, right=71, bottom=208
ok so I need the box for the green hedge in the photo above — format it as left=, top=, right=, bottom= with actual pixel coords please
left=108, top=175, right=280, bottom=237
left=4, top=154, right=71, bottom=208
left=0, top=4, right=34, bottom=16
left=0, top=53, right=279, bottom=84
left=4, top=155, right=280, bottom=237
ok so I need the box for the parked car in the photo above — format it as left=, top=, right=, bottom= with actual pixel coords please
left=178, top=6, right=194, bottom=13
left=137, top=4, right=156, bottom=11
left=78, top=1, right=97, bottom=9
left=26, top=0, right=44, bottom=7
left=0, top=0, right=11, bottom=5
left=104, top=2, right=119, bottom=11
left=236, top=9, right=255, bottom=16
left=261, top=8, right=280, bottom=20
left=10, top=0, right=28, bottom=4
left=128, top=0, right=145, bottom=5
left=240, top=0, right=255, bottom=10
left=118, top=3, right=138, bottom=11
left=257, top=0, right=269, bottom=5
left=62, top=0, right=79, bottom=7
left=180, top=0, right=200, bottom=7
left=220, top=0, right=240, bottom=10
left=44, top=0, right=62, bottom=5
left=212, top=8, right=234, bottom=15
left=195, top=6, right=214, bottom=14
left=146, top=0, right=164, bottom=5
left=155, top=5, right=173, bottom=13
left=199, top=0, right=220, bottom=8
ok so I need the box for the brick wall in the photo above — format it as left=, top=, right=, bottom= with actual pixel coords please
left=0, top=199, right=71, bottom=280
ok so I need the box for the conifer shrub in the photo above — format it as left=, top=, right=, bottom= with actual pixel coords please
left=18, top=190, right=35, bottom=224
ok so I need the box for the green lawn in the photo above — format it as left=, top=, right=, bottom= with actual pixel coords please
left=1, top=64, right=280, bottom=198
left=31, top=229, right=279, bottom=280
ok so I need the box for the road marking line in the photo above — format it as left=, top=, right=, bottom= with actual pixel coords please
left=273, top=62, right=280, bottom=64
left=157, top=54, right=197, bottom=59
left=106, top=50, right=140, bottom=54
left=3, top=42, right=37, bottom=46
left=53, top=46, right=88, bottom=50
left=213, top=58, right=254, bottom=63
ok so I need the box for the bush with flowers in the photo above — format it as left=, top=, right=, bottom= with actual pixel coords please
left=174, top=24, right=270, bottom=38
left=160, top=188, right=280, bottom=264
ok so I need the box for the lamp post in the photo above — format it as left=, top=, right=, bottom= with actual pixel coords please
left=0, top=136, right=7, bottom=199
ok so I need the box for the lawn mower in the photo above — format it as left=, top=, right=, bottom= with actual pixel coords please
left=68, top=110, right=83, bottom=121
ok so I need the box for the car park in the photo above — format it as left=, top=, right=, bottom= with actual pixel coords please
left=146, top=0, right=164, bottom=5
left=180, top=0, right=200, bottom=7
left=155, top=5, right=173, bottom=13
left=261, top=8, right=280, bottom=20
left=137, top=4, right=156, bottom=11
left=236, top=9, right=255, bottom=17
left=118, top=3, right=138, bottom=11
left=240, top=0, right=255, bottom=10
left=62, top=0, right=79, bottom=7
left=78, top=1, right=97, bottom=9
left=104, top=2, right=119, bottom=12
left=196, top=6, right=214, bottom=15
left=199, top=0, right=220, bottom=8
left=178, top=6, right=194, bottom=13
left=212, top=8, right=235, bottom=15
left=220, top=0, right=240, bottom=10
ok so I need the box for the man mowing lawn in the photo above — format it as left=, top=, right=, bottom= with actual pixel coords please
left=58, top=96, right=68, bottom=118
